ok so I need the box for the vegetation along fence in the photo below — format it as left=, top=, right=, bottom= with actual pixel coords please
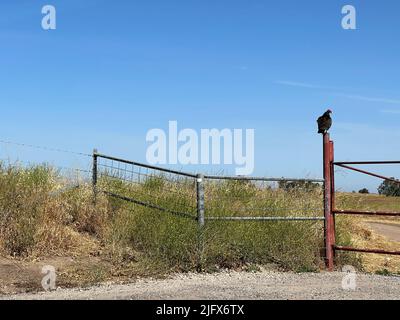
left=93, top=134, right=400, bottom=271
left=92, top=151, right=327, bottom=270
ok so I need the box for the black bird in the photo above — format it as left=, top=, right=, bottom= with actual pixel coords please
left=317, top=109, right=332, bottom=134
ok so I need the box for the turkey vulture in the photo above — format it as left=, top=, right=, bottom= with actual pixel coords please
left=317, top=109, right=332, bottom=134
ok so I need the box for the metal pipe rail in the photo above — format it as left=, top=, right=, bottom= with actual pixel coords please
left=205, top=216, right=325, bottom=221
left=204, top=175, right=324, bottom=183
left=96, top=153, right=325, bottom=183
left=334, top=210, right=400, bottom=217
left=334, top=163, right=400, bottom=184
left=103, top=190, right=196, bottom=220
left=334, top=161, right=400, bottom=165
left=95, top=153, right=198, bottom=178
left=335, top=246, right=400, bottom=256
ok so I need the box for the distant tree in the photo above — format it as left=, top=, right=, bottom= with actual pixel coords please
left=358, top=188, right=369, bottom=194
left=278, top=180, right=320, bottom=192
left=378, top=178, right=400, bottom=197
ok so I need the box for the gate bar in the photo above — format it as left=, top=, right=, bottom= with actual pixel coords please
left=335, top=246, right=400, bottom=256
left=335, top=163, right=400, bottom=184
left=205, top=216, right=325, bottom=221
left=334, top=161, right=400, bottom=165
left=334, top=210, right=400, bottom=217
left=103, top=190, right=196, bottom=220
left=96, top=153, right=198, bottom=178
left=204, top=175, right=324, bottom=183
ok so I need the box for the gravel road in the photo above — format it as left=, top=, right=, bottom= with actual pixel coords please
left=3, top=271, right=400, bottom=300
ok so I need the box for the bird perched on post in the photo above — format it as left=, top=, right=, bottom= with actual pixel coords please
left=317, top=109, right=332, bottom=134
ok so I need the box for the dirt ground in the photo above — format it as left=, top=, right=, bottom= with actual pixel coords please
left=2, top=271, right=400, bottom=300
left=1, top=215, right=399, bottom=300
left=0, top=255, right=110, bottom=295
left=367, top=222, right=400, bottom=242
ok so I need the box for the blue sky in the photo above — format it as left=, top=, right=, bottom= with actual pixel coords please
left=0, top=0, right=399, bottom=191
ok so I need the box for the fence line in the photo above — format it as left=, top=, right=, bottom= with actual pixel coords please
left=205, top=216, right=325, bottom=221
left=0, top=139, right=328, bottom=269
left=94, top=152, right=325, bottom=221
left=1, top=136, right=398, bottom=271
left=93, top=151, right=326, bottom=270
left=0, top=139, right=92, bottom=157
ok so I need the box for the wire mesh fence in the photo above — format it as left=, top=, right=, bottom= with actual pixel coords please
left=95, top=152, right=326, bottom=223
left=0, top=140, right=326, bottom=224
left=94, top=152, right=327, bottom=270
left=0, top=139, right=329, bottom=270
left=95, top=153, right=198, bottom=220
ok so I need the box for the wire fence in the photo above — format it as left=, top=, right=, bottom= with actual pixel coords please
left=0, top=139, right=94, bottom=194
left=3, top=136, right=398, bottom=269
left=0, top=139, right=328, bottom=269
left=96, top=153, right=198, bottom=219
left=93, top=152, right=327, bottom=269
left=94, top=152, right=326, bottom=223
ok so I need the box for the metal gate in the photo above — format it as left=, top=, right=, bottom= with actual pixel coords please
left=322, top=134, right=400, bottom=270
left=91, top=150, right=325, bottom=269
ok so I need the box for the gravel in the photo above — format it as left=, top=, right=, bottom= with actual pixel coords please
left=3, top=271, right=400, bottom=300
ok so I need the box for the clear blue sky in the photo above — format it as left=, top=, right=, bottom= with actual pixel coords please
left=0, top=0, right=399, bottom=192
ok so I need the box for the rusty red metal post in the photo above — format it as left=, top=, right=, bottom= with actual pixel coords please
left=329, top=140, right=336, bottom=259
left=323, top=133, right=334, bottom=270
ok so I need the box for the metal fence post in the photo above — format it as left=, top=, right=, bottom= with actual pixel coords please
left=92, top=148, right=98, bottom=203
left=196, top=174, right=205, bottom=270
left=323, top=134, right=334, bottom=271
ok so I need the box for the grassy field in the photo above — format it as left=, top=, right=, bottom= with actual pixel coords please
left=0, top=163, right=398, bottom=292
left=335, top=192, right=400, bottom=274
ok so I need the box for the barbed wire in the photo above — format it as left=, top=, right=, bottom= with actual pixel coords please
left=0, top=158, right=92, bottom=176
left=0, top=139, right=92, bottom=157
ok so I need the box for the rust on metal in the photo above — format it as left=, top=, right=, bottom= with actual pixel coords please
left=335, top=246, right=400, bottom=256
left=329, top=140, right=336, bottom=257
left=323, top=133, right=334, bottom=271
left=333, top=210, right=400, bottom=217
left=335, top=163, right=400, bottom=184
left=334, top=161, right=400, bottom=165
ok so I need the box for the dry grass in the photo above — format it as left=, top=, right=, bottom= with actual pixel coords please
left=335, top=193, right=400, bottom=274
left=2, top=162, right=398, bottom=290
